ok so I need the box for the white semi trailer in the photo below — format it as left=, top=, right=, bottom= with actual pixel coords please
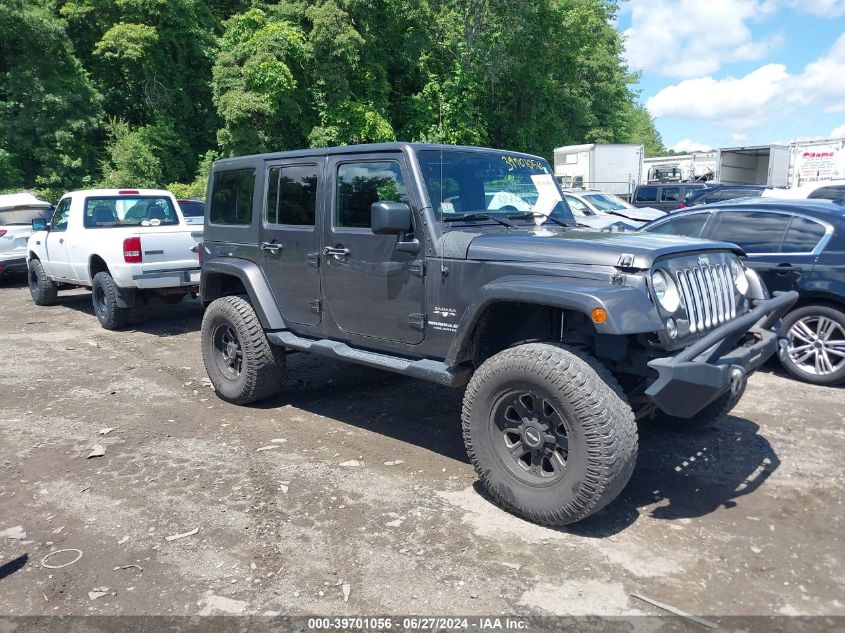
left=788, top=138, right=845, bottom=187
left=715, top=144, right=790, bottom=186
left=553, top=144, right=643, bottom=199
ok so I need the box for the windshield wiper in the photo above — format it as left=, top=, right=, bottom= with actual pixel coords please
left=507, top=211, right=575, bottom=228
left=442, top=213, right=517, bottom=227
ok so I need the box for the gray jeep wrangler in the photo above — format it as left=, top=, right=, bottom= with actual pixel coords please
left=199, top=143, right=796, bottom=526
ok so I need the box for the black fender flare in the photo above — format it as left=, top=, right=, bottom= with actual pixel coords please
left=444, top=275, right=663, bottom=365
left=201, top=258, right=286, bottom=330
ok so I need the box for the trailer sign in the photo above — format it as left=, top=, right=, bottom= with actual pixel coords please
left=794, top=143, right=843, bottom=184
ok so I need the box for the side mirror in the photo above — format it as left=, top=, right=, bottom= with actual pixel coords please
left=371, top=201, right=412, bottom=235
left=31, top=217, right=48, bottom=232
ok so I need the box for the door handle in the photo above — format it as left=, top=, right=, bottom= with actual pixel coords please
left=774, top=263, right=798, bottom=276
left=323, top=246, right=350, bottom=258
left=260, top=242, right=283, bottom=254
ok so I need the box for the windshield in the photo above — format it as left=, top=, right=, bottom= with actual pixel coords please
left=583, top=193, right=631, bottom=211
left=416, top=150, right=574, bottom=224
left=83, top=196, right=180, bottom=228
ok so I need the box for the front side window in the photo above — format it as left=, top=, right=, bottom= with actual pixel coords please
left=644, top=213, right=709, bottom=238
left=710, top=211, right=791, bottom=253
left=336, top=161, right=408, bottom=228
left=636, top=187, right=657, bottom=202
left=210, top=169, right=255, bottom=225
left=267, top=164, right=319, bottom=226
left=781, top=216, right=827, bottom=253
left=51, top=199, right=71, bottom=232
left=83, top=197, right=178, bottom=228
left=661, top=187, right=681, bottom=202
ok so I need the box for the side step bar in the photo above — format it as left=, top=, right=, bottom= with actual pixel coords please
left=266, top=331, right=473, bottom=387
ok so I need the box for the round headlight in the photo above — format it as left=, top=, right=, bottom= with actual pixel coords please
left=731, top=258, right=749, bottom=295
left=652, top=270, right=681, bottom=312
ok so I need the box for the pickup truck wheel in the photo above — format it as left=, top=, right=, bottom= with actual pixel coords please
left=201, top=295, right=285, bottom=404
left=652, top=386, right=744, bottom=430
left=780, top=305, right=845, bottom=385
left=28, top=259, right=58, bottom=306
left=462, top=343, right=637, bottom=526
left=91, top=271, right=130, bottom=330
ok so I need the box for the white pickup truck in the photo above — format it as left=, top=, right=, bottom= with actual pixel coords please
left=27, top=188, right=203, bottom=329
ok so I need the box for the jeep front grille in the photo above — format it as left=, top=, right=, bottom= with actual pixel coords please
left=675, top=264, right=736, bottom=333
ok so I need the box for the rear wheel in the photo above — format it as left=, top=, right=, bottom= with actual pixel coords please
left=780, top=305, right=845, bottom=385
left=28, top=259, right=58, bottom=306
left=462, top=343, right=637, bottom=526
left=91, top=271, right=130, bottom=330
left=201, top=295, right=286, bottom=404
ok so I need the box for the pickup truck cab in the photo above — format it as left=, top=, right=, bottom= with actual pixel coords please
left=27, top=188, right=202, bottom=329
left=199, top=143, right=796, bottom=526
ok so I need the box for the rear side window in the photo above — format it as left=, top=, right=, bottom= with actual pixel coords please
left=645, top=214, right=709, bottom=238
left=710, top=211, right=791, bottom=253
left=635, top=187, right=657, bottom=203
left=685, top=188, right=702, bottom=204
left=781, top=216, right=827, bottom=253
left=661, top=187, right=680, bottom=202
left=178, top=200, right=205, bottom=218
left=336, top=161, right=408, bottom=228
left=266, top=164, right=319, bottom=226
left=210, top=169, right=255, bottom=225
left=83, top=196, right=178, bottom=228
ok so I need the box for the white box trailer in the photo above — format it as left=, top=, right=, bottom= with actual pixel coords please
left=643, top=151, right=717, bottom=183
left=553, top=143, right=643, bottom=198
left=716, top=144, right=790, bottom=186
left=788, top=138, right=845, bottom=187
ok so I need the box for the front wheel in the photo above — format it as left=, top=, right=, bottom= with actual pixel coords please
left=28, top=259, right=58, bottom=306
left=780, top=305, right=845, bottom=385
left=201, top=295, right=286, bottom=404
left=462, top=343, right=638, bottom=526
left=91, top=271, right=130, bottom=330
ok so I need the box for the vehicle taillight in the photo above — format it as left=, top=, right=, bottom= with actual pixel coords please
left=118, top=189, right=140, bottom=195
left=0, top=230, right=6, bottom=237
left=123, top=236, right=142, bottom=263
left=678, top=204, right=686, bottom=209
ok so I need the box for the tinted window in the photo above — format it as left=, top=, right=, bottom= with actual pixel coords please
left=781, top=216, right=826, bottom=252
left=661, top=187, right=681, bottom=202
left=266, top=164, right=318, bottom=226
left=336, top=161, right=407, bottom=228
left=808, top=185, right=845, bottom=202
left=83, top=196, right=178, bottom=228
left=645, top=214, right=709, bottom=238
left=710, top=211, right=790, bottom=253
left=210, top=169, right=255, bottom=225
left=178, top=200, right=205, bottom=217
left=50, top=199, right=71, bottom=232
left=636, top=187, right=657, bottom=202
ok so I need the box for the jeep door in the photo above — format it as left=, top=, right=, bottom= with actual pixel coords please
left=322, top=154, right=425, bottom=344
left=259, top=160, right=323, bottom=327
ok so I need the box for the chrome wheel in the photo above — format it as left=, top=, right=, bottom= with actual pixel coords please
left=787, top=315, right=845, bottom=376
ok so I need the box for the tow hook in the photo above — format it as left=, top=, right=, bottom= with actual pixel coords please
left=729, top=366, right=746, bottom=396
left=777, top=337, right=789, bottom=361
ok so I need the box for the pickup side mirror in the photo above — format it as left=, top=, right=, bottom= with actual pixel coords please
left=371, top=201, right=412, bottom=235
left=31, top=217, right=48, bottom=232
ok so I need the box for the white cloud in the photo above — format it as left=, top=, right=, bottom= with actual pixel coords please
left=762, top=0, right=845, bottom=16
left=623, top=0, right=775, bottom=78
left=670, top=139, right=712, bottom=152
left=832, top=124, right=845, bottom=138
left=646, top=34, right=845, bottom=129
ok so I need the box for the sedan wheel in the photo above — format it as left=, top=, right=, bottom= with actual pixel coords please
left=781, top=305, right=845, bottom=385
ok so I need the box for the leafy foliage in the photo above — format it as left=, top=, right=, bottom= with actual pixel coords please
left=0, top=0, right=664, bottom=200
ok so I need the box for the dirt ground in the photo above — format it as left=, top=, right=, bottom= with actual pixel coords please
left=0, top=274, right=843, bottom=624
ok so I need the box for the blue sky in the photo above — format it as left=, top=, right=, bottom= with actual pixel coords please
left=617, top=0, right=845, bottom=152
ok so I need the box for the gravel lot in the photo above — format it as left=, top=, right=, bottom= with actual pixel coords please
left=1, top=275, right=843, bottom=622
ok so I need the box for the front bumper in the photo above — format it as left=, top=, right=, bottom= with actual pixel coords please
left=645, top=290, right=798, bottom=418
left=0, top=257, right=27, bottom=274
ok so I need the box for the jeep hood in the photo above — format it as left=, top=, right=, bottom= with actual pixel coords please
left=444, top=226, right=741, bottom=270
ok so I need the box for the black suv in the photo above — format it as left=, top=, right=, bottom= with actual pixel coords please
left=642, top=198, right=845, bottom=385
left=632, top=183, right=709, bottom=212
left=199, top=143, right=795, bottom=526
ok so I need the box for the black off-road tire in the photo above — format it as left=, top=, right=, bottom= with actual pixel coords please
left=28, top=259, right=58, bottom=306
left=652, top=385, right=744, bottom=430
left=780, top=305, right=845, bottom=386
left=91, top=271, right=130, bottom=330
left=201, top=295, right=286, bottom=404
left=462, top=343, right=638, bottom=526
